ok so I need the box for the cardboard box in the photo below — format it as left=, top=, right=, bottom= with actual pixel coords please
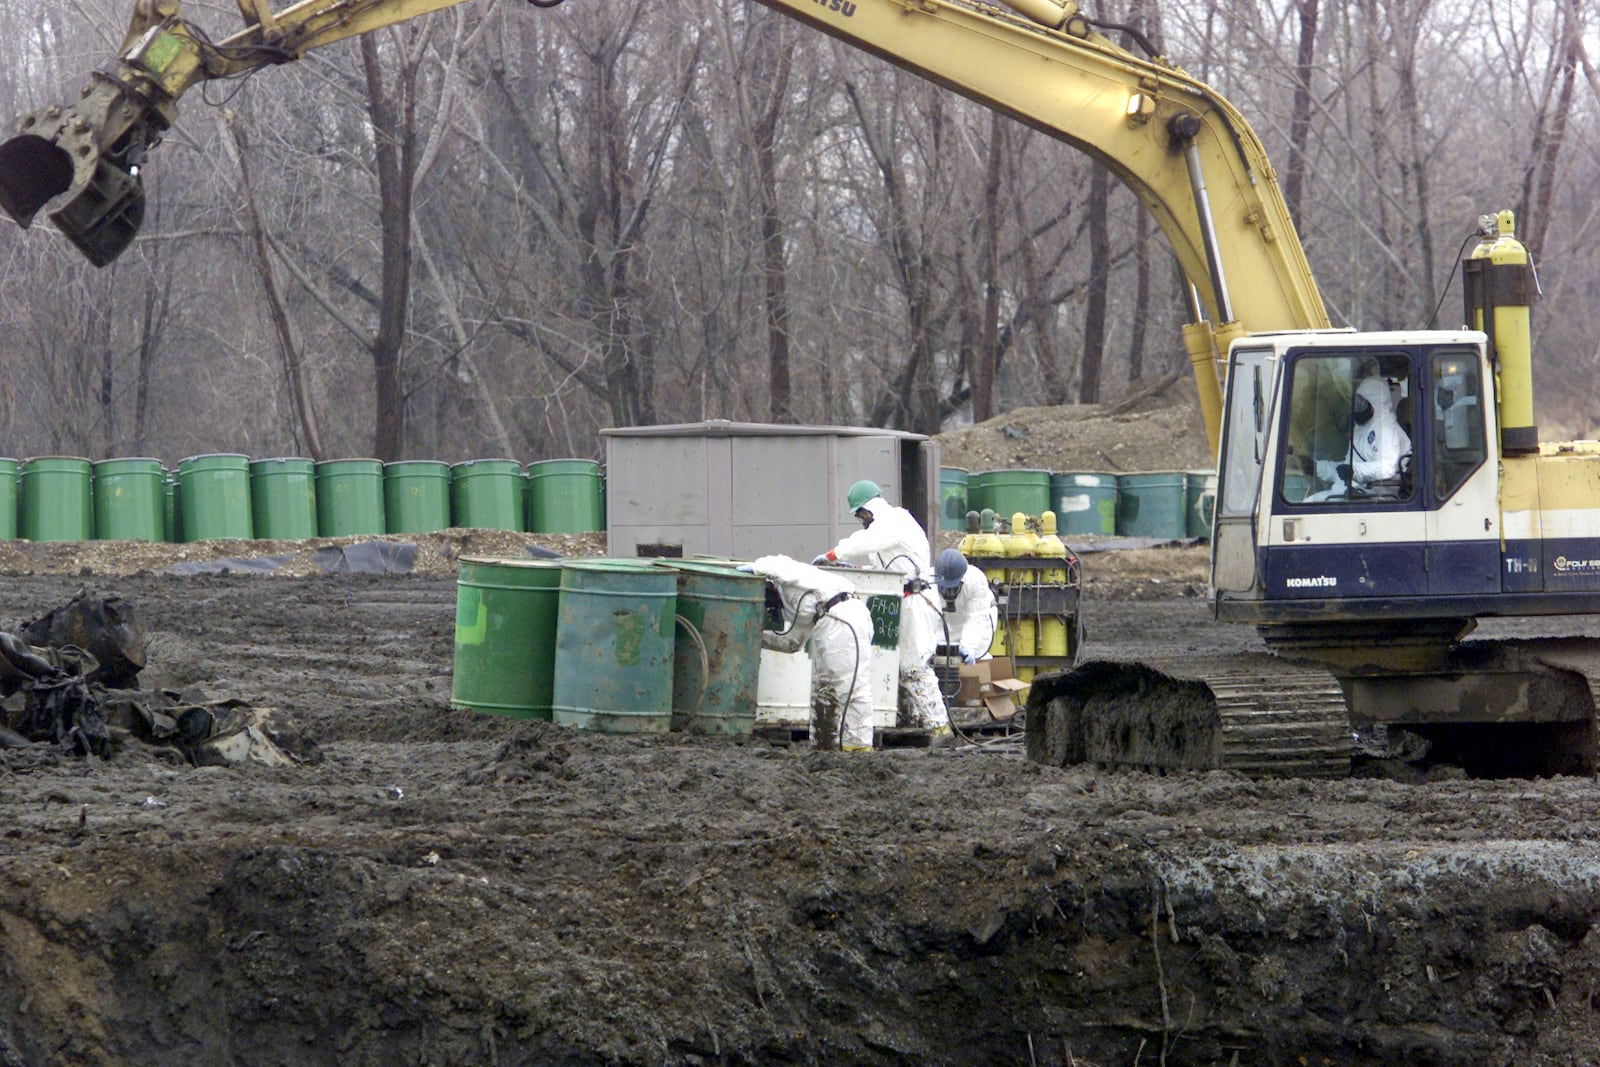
left=955, top=656, right=1030, bottom=719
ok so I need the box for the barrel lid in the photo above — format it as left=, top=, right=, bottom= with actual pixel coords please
left=459, top=554, right=562, bottom=568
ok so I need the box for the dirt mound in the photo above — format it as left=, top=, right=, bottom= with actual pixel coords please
left=935, top=374, right=1214, bottom=474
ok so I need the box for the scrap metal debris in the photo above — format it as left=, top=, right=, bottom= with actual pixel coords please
left=0, top=591, right=321, bottom=768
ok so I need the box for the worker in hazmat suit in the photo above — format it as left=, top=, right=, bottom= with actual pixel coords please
left=813, top=480, right=950, bottom=738
left=747, top=554, right=875, bottom=751
left=1346, top=373, right=1412, bottom=491
left=1303, top=368, right=1414, bottom=502
left=932, top=548, right=997, bottom=664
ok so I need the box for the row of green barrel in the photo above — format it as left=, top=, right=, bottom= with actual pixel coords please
left=452, top=555, right=764, bottom=735
left=0, top=455, right=605, bottom=542
left=940, top=466, right=1218, bottom=540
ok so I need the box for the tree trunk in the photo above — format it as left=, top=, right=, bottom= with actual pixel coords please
left=362, top=33, right=418, bottom=462
left=1519, top=0, right=1580, bottom=262
left=223, top=117, right=324, bottom=459
left=974, top=114, right=1004, bottom=423
left=1284, top=0, right=1320, bottom=229
left=751, top=31, right=795, bottom=423
left=1080, top=167, right=1111, bottom=404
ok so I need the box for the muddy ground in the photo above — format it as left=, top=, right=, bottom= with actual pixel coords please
left=0, top=533, right=1598, bottom=1066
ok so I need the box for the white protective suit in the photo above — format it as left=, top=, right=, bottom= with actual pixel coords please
left=749, top=554, right=875, bottom=751
left=1349, top=376, right=1411, bottom=485
left=938, top=566, right=998, bottom=664
left=822, top=497, right=949, bottom=733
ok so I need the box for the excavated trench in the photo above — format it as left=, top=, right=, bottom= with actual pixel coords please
left=0, top=568, right=1597, bottom=1065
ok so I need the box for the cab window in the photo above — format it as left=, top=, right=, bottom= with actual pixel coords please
left=1431, top=351, right=1486, bottom=500
left=1281, top=353, right=1414, bottom=504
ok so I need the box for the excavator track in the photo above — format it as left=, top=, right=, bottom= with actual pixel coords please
left=1025, top=656, right=1352, bottom=779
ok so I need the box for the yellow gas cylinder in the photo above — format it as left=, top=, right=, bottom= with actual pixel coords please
left=969, top=520, right=1005, bottom=572
left=988, top=617, right=1009, bottom=658
left=1035, top=511, right=1070, bottom=666
left=1036, top=511, right=1068, bottom=585
left=1006, top=512, right=1038, bottom=586
left=1012, top=616, right=1036, bottom=682
left=1466, top=209, right=1537, bottom=451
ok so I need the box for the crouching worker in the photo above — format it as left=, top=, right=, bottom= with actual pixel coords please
left=747, top=554, right=875, bottom=752
left=933, top=548, right=997, bottom=664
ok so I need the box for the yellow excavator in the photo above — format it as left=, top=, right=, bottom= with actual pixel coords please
left=4, top=0, right=1597, bottom=777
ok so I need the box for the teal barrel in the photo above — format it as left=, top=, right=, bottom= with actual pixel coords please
left=1050, top=471, right=1119, bottom=536
left=981, top=468, right=1051, bottom=521
left=527, top=459, right=604, bottom=534
left=450, top=459, right=524, bottom=531
left=92, top=457, right=166, bottom=541
left=384, top=460, right=451, bottom=533
left=1185, top=469, right=1218, bottom=540
left=939, top=467, right=969, bottom=527
left=1116, top=471, right=1189, bottom=538
left=249, top=458, right=318, bottom=540
left=452, top=556, right=562, bottom=721
left=656, top=560, right=764, bottom=736
left=178, top=453, right=253, bottom=541
left=967, top=470, right=994, bottom=515
left=0, top=458, right=19, bottom=539
left=315, top=459, right=386, bottom=536
left=552, top=560, right=677, bottom=733
left=20, top=456, right=92, bottom=542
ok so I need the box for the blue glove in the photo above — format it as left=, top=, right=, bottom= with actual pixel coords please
left=811, top=554, right=831, bottom=567
left=961, top=649, right=978, bottom=665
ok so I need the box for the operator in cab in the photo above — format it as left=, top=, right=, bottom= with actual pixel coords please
left=813, top=480, right=950, bottom=740
left=746, top=554, right=875, bottom=752
left=1345, top=373, right=1412, bottom=492
left=1301, top=361, right=1414, bottom=502
left=933, top=548, right=997, bottom=665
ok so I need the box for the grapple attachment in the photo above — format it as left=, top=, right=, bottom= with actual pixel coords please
left=0, top=74, right=168, bottom=266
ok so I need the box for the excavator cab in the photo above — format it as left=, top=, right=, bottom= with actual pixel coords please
left=1213, top=330, right=1499, bottom=640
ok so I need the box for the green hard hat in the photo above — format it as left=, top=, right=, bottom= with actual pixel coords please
left=846, top=479, right=881, bottom=510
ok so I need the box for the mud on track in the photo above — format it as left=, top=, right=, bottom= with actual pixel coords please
left=0, top=549, right=1598, bottom=1066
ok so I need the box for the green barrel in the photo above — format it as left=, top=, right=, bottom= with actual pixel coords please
left=1116, top=471, right=1189, bottom=538
left=982, top=468, right=1051, bottom=521
left=552, top=560, right=676, bottom=733
left=452, top=556, right=562, bottom=721
left=1050, top=472, right=1119, bottom=536
left=1185, top=469, right=1218, bottom=540
left=527, top=459, right=604, bottom=534
left=0, top=458, right=18, bottom=539
left=384, top=460, right=451, bottom=533
left=939, top=467, right=969, bottom=527
left=967, top=470, right=994, bottom=515
left=20, top=457, right=93, bottom=542
left=315, top=459, right=386, bottom=536
left=450, top=459, right=525, bottom=531
left=656, top=560, right=764, bottom=736
left=178, top=454, right=253, bottom=541
left=249, top=458, right=318, bottom=540
left=92, top=458, right=166, bottom=541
